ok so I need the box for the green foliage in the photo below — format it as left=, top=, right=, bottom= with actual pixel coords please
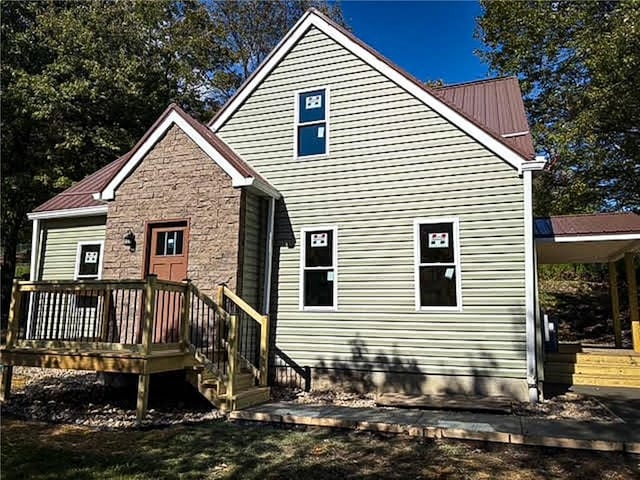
left=476, top=1, right=640, bottom=215
left=0, top=0, right=344, bottom=312
left=207, top=0, right=346, bottom=101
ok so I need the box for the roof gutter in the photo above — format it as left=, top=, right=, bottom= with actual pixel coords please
left=519, top=156, right=547, bottom=173
left=233, top=177, right=281, bottom=199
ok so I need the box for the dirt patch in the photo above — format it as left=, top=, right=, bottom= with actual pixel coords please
left=273, top=385, right=622, bottom=423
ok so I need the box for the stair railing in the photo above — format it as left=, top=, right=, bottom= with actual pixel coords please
left=218, top=285, right=270, bottom=387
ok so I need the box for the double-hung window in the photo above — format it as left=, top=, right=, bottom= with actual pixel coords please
left=295, top=88, right=328, bottom=158
left=414, top=218, right=462, bottom=311
left=300, top=226, right=337, bottom=310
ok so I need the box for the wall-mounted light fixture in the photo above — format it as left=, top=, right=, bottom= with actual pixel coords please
left=123, top=229, right=136, bottom=252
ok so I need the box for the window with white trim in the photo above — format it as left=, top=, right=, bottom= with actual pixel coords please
left=300, top=226, right=337, bottom=310
left=74, top=241, right=104, bottom=308
left=414, top=219, right=462, bottom=310
left=295, top=88, right=328, bottom=157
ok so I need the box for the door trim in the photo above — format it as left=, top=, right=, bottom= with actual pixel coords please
left=142, top=219, right=190, bottom=280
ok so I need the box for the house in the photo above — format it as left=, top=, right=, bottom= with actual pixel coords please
left=2, top=10, right=638, bottom=416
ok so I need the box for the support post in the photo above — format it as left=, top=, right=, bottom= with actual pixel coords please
left=180, top=280, right=191, bottom=349
left=142, top=275, right=157, bottom=354
left=217, top=283, right=225, bottom=308
left=0, top=366, right=13, bottom=402
left=609, top=261, right=622, bottom=348
left=227, top=314, right=239, bottom=402
left=136, top=372, right=150, bottom=423
left=101, top=289, right=112, bottom=342
left=6, top=279, right=23, bottom=349
left=625, top=253, right=639, bottom=353
left=260, top=315, right=270, bottom=386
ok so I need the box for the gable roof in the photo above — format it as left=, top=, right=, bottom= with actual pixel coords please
left=434, top=77, right=535, bottom=160
left=31, top=104, right=279, bottom=215
left=208, top=8, right=545, bottom=172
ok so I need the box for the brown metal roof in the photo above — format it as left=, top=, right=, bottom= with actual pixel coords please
left=33, top=104, right=269, bottom=213
left=207, top=8, right=536, bottom=161
left=535, top=213, right=640, bottom=238
left=434, top=77, right=535, bottom=160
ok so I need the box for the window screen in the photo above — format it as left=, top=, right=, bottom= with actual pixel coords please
left=296, top=89, right=327, bottom=157
left=301, top=228, right=336, bottom=309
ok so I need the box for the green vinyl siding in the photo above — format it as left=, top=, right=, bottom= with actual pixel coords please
left=241, top=193, right=267, bottom=312
left=39, top=216, right=106, bottom=280
left=217, top=27, right=527, bottom=380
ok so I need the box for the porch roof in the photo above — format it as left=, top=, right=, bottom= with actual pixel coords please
left=535, top=213, right=640, bottom=264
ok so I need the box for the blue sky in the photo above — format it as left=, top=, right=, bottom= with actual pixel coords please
left=340, top=1, right=490, bottom=84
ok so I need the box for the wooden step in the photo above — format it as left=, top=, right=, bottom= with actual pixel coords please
left=545, top=373, right=640, bottom=388
left=545, top=362, right=640, bottom=377
left=546, top=353, right=640, bottom=366
left=229, top=387, right=271, bottom=411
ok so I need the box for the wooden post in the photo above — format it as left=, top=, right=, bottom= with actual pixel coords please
left=609, top=261, right=622, bottom=348
left=0, top=366, right=13, bottom=402
left=180, top=280, right=191, bottom=350
left=217, top=283, right=225, bottom=308
left=136, top=372, right=150, bottom=423
left=260, top=315, right=270, bottom=386
left=6, top=280, right=23, bottom=349
left=227, top=314, right=239, bottom=401
left=101, top=289, right=112, bottom=342
left=142, top=275, right=157, bottom=355
left=625, top=253, right=640, bottom=353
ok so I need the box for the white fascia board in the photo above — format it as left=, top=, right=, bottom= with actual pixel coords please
left=521, top=157, right=547, bottom=172
left=27, top=205, right=108, bottom=220
left=233, top=177, right=281, bottom=199
left=210, top=12, right=534, bottom=172
left=536, top=233, right=640, bottom=243
left=98, top=111, right=261, bottom=201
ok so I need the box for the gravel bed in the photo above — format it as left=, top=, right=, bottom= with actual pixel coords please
left=2, top=367, right=223, bottom=429
left=272, top=386, right=622, bottom=422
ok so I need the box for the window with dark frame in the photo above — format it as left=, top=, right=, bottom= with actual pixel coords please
left=75, top=243, right=102, bottom=308
left=416, top=221, right=460, bottom=309
left=302, top=228, right=336, bottom=309
left=296, top=89, right=327, bottom=157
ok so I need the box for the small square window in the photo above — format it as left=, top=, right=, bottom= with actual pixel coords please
left=155, top=230, right=184, bottom=256
left=296, top=88, right=328, bottom=158
left=77, top=244, right=101, bottom=278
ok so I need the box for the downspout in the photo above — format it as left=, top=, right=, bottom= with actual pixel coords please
left=262, top=197, right=276, bottom=315
left=523, top=170, right=539, bottom=402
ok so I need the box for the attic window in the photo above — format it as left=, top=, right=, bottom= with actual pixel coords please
left=295, top=88, right=328, bottom=158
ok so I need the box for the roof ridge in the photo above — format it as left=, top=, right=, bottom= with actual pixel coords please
left=436, top=76, right=518, bottom=89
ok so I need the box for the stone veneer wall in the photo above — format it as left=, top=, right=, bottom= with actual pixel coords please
left=102, top=125, right=243, bottom=297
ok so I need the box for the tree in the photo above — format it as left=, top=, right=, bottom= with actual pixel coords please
left=476, top=1, right=640, bottom=215
left=1, top=0, right=344, bottom=318
left=207, top=0, right=347, bottom=101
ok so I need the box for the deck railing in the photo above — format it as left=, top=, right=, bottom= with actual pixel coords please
left=4, top=277, right=270, bottom=389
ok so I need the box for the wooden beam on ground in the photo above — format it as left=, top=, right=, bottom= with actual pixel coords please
left=609, top=261, right=622, bottom=348
left=625, top=253, right=640, bottom=353
left=0, top=366, right=13, bottom=401
left=136, top=373, right=150, bottom=423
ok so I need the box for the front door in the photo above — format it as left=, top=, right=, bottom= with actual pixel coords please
left=146, top=221, right=189, bottom=342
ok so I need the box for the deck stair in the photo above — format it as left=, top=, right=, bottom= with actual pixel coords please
left=0, top=277, right=272, bottom=420
left=544, top=344, right=640, bottom=388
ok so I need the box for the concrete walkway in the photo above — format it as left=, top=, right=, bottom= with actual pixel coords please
left=230, top=402, right=640, bottom=453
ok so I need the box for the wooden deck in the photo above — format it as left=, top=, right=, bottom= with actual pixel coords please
left=544, top=344, right=640, bottom=388
left=0, top=278, right=272, bottom=421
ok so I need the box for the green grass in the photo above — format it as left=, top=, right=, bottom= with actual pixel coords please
left=1, top=418, right=637, bottom=480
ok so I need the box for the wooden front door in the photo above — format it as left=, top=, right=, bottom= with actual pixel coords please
left=146, top=221, right=189, bottom=343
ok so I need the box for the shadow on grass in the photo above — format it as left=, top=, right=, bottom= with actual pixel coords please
left=2, top=419, right=638, bottom=480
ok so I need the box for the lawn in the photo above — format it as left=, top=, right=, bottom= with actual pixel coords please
left=1, top=418, right=637, bottom=480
